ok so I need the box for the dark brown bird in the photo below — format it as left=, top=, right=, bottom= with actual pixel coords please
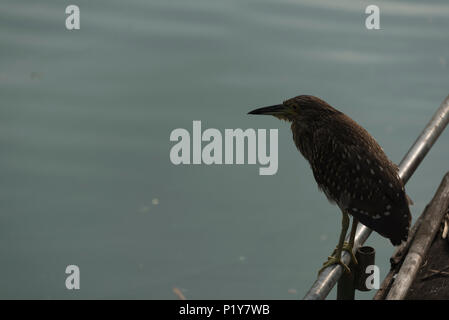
left=249, top=95, right=411, bottom=272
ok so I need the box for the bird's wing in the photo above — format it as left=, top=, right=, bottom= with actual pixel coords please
left=311, top=127, right=411, bottom=245
left=338, top=143, right=411, bottom=245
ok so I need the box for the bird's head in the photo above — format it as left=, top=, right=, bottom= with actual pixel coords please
left=248, top=95, right=340, bottom=123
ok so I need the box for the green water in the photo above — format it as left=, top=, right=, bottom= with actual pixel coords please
left=1, top=0, right=448, bottom=299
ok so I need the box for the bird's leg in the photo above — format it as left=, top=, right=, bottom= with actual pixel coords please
left=319, top=211, right=350, bottom=274
left=341, top=217, right=358, bottom=265
left=329, top=216, right=358, bottom=264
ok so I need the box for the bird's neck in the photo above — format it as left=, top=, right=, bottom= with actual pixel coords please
left=291, top=120, right=315, bottom=161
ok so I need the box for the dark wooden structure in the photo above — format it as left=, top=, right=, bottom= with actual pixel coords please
left=406, top=228, right=449, bottom=299
left=374, top=172, right=449, bottom=300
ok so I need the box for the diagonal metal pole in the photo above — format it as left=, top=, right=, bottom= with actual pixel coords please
left=303, top=94, right=449, bottom=300
left=386, top=173, right=449, bottom=300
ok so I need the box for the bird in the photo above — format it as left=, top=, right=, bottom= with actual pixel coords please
left=248, top=95, right=411, bottom=273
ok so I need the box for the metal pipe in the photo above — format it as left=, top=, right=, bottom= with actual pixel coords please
left=354, top=246, right=376, bottom=291
left=373, top=208, right=425, bottom=300
left=336, top=245, right=376, bottom=299
left=336, top=267, right=355, bottom=300
left=386, top=173, right=449, bottom=300
left=398, top=94, right=449, bottom=184
left=303, top=223, right=372, bottom=300
left=303, top=94, right=449, bottom=300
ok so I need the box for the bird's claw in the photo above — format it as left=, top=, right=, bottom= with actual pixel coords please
left=330, top=242, right=358, bottom=265
left=319, top=256, right=351, bottom=274
left=319, top=241, right=358, bottom=274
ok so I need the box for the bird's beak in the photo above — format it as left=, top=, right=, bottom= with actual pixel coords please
left=248, top=104, right=287, bottom=116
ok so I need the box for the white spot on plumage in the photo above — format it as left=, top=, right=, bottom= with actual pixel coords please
left=384, top=211, right=390, bottom=216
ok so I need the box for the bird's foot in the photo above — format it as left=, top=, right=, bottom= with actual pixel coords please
left=319, top=255, right=350, bottom=274
left=330, top=242, right=358, bottom=265
left=319, top=242, right=358, bottom=274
